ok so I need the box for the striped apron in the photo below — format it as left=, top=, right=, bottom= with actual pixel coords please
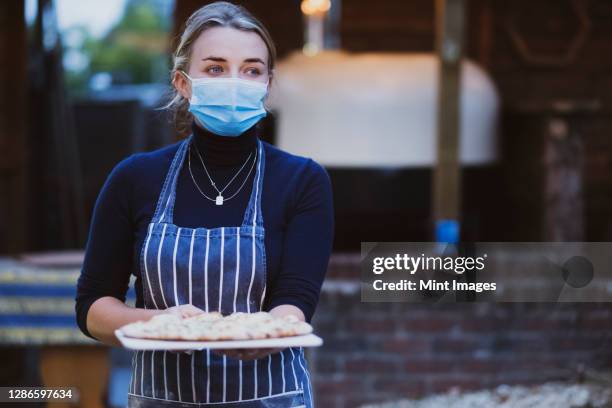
left=127, top=135, right=314, bottom=407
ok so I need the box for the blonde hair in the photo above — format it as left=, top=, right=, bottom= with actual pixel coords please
left=162, top=1, right=277, bottom=135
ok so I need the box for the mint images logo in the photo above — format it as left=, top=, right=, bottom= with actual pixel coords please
left=371, top=253, right=488, bottom=275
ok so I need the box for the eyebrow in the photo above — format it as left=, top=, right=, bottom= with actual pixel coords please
left=243, top=58, right=265, bottom=65
left=202, top=56, right=265, bottom=65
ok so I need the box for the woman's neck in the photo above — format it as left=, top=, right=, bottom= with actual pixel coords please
left=191, top=119, right=259, bottom=168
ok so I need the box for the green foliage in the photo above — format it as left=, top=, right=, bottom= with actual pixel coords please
left=64, top=0, right=172, bottom=93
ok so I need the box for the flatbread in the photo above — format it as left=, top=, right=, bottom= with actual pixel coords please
left=120, top=310, right=313, bottom=341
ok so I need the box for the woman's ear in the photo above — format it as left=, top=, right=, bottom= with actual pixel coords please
left=266, top=70, right=274, bottom=93
left=173, top=70, right=191, bottom=100
left=263, top=73, right=274, bottom=112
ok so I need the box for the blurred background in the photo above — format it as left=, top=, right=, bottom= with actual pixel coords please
left=0, top=0, right=611, bottom=407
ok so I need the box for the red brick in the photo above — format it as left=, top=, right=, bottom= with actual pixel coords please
left=404, top=359, right=455, bottom=374
left=511, top=358, right=566, bottom=374
left=549, top=336, right=607, bottom=351
left=313, top=394, right=340, bottom=408
left=348, top=318, right=397, bottom=333
left=314, top=377, right=362, bottom=394
left=460, top=318, right=507, bottom=332
left=404, top=318, right=456, bottom=332
left=372, top=378, right=425, bottom=397
left=344, top=395, right=393, bottom=408
left=521, top=318, right=569, bottom=331
left=429, top=378, right=485, bottom=394
left=579, top=317, right=612, bottom=330
left=315, top=358, right=338, bottom=374
left=433, top=338, right=480, bottom=353
left=345, top=358, right=399, bottom=373
left=461, top=359, right=508, bottom=373
left=382, top=338, right=431, bottom=354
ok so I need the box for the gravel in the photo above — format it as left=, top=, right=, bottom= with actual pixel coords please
left=360, top=383, right=612, bottom=408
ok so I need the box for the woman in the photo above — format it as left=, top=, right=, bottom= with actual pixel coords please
left=75, top=2, right=334, bottom=407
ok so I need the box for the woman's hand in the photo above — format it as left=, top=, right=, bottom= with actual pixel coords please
left=164, top=304, right=205, bottom=354
left=164, top=304, right=206, bottom=319
left=213, top=347, right=284, bottom=361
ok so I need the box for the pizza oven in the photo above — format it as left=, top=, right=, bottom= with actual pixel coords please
left=267, top=50, right=500, bottom=249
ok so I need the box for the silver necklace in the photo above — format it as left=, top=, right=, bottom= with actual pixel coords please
left=192, top=141, right=255, bottom=204
left=188, top=141, right=257, bottom=205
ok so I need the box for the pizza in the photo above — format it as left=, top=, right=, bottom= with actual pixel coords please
left=119, top=311, right=313, bottom=341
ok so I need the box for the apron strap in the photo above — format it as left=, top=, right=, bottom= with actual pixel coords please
left=152, top=135, right=191, bottom=224
left=241, top=138, right=266, bottom=229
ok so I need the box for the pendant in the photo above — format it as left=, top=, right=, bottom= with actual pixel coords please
left=215, top=194, right=224, bottom=205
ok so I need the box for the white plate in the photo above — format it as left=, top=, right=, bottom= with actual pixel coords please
left=115, top=329, right=323, bottom=351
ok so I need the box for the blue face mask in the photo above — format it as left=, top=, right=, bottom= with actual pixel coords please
left=181, top=71, right=269, bottom=137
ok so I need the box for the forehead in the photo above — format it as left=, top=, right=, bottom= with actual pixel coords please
left=191, top=25, right=268, bottom=63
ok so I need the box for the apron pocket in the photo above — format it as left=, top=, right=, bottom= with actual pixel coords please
left=127, top=390, right=306, bottom=408
left=127, top=393, right=199, bottom=408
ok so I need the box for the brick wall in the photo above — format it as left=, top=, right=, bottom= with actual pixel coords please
left=308, top=253, right=612, bottom=407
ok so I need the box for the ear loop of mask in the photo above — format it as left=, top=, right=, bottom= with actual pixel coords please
left=177, top=70, right=193, bottom=103
left=178, top=70, right=192, bottom=84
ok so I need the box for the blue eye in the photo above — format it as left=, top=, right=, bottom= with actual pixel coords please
left=207, top=65, right=223, bottom=74
left=246, top=67, right=261, bottom=76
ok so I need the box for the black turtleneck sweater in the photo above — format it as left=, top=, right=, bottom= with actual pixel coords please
left=75, top=120, right=334, bottom=340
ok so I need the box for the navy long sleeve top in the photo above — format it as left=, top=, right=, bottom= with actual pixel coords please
left=75, top=119, right=334, bottom=340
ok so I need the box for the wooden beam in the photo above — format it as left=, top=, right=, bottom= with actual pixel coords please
left=432, top=0, right=465, bottom=242
left=0, top=0, right=27, bottom=254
